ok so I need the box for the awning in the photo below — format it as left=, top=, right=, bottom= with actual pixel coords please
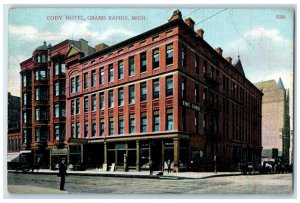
left=7, top=153, right=20, bottom=162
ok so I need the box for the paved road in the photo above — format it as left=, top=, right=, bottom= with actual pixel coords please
left=7, top=173, right=293, bottom=195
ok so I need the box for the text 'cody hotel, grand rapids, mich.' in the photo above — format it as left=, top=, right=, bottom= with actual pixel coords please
left=20, top=10, right=263, bottom=172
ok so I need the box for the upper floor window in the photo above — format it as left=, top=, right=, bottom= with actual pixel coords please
left=166, top=76, right=173, bottom=96
left=92, top=94, right=96, bottom=111
left=35, top=69, right=46, bottom=81
left=84, top=121, right=88, bottom=137
left=54, top=81, right=60, bottom=96
left=61, top=64, right=66, bottom=74
left=71, top=78, right=75, bottom=93
left=91, top=70, right=96, bottom=87
left=129, top=116, right=135, bottom=134
left=76, top=98, right=80, bottom=114
left=23, top=93, right=27, bottom=105
left=119, top=117, right=124, bottom=134
left=140, top=82, right=147, bottom=101
left=195, top=84, right=199, bottom=103
left=92, top=120, right=96, bottom=137
left=22, top=75, right=27, bottom=87
left=54, top=63, right=59, bottom=75
left=140, top=52, right=147, bottom=73
left=203, top=60, right=207, bottom=73
left=118, top=60, right=124, bottom=80
left=166, top=44, right=173, bottom=65
left=118, top=88, right=124, bottom=106
left=71, top=100, right=75, bottom=115
left=100, top=92, right=104, bottom=109
left=84, top=96, right=89, bottom=112
left=129, top=85, right=135, bottom=104
left=109, top=64, right=114, bottom=82
left=100, top=119, right=105, bottom=136
left=76, top=76, right=80, bottom=91
left=84, top=73, right=89, bottom=89
left=166, top=109, right=173, bottom=131
left=182, top=46, right=186, bottom=68
left=195, top=54, right=199, bottom=75
left=152, top=48, right=159, bottom=69
left=153, top=111, right=160, bottom=132
left=54, top=103, right=59, bottom=118
left=153, top=79, right=160, bottom=99
left=109, top=90, right=114, bottom=108
left=129, top=56, right=135, bottom=76
left=182, top=77, right=186, bottom=98
left=141, top=113, right=147, bottom=133
left=109, top=118, right=114, bottom=135
left=100, top=68, right=105, bottom=84
left=76, top=123, right=80, bottom=138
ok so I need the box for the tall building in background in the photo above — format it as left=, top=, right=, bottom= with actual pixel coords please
left=64, top=10, right=262, bottom=172
left=20, top=39, right=95, bottom=167
left=255, top=78, right=290, bottom=164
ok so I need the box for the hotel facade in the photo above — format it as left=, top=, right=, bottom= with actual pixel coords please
left=20, top=10, right=263, bottom=172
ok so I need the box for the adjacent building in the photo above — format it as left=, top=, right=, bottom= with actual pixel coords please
left=63, top=10, right=262, bottom=172
left=255, top=78, right=290, bottom=164
left=8, top=92, right=21, bottom=153
left=20, top=39, right=95, bottom=168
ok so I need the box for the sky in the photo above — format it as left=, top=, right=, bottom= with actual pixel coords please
left=7, top=7, right=294, bottom=98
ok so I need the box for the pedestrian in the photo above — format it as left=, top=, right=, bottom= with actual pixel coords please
left=167, top=159, right=171, bottom=174
left=58, top=158, right=67, bottom=191
left=149, top=160, right=153, bottom=175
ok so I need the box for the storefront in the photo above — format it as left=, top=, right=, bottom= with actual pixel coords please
left=50, top=148, right=68, bottom=170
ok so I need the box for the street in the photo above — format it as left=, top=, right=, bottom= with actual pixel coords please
left=7, top=172, right=293, bottom=195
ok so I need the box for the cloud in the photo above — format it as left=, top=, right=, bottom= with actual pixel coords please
left=9, top=21, right=136, bottom=45
left=244, top=27, right=286, bottom=42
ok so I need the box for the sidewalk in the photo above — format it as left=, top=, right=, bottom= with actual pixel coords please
left=8, top=168, right=243, bottom=179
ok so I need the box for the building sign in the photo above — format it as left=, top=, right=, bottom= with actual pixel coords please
left=51, top=148, right=68, bottom=155
left=68, top=138, right=88, bottom=144
left=182, top=100, right=201, bottom=112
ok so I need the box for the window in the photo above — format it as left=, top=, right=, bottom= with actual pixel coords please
left=100, top=92, right=104, bottom=109
left=92, top=94, right=96, bottom=111
left=153, top=111, right=160, bottom=132
left=129, top=56, right=135, bottom=76
left=166, top=76, right=173, bottom=96
left=166, top=44, right=173, bottom=65
left=129, top=85, right=135, bottom=104
left=35, top=108, right=40, bottom=120
left=22, top=75, right=27, bottom=87
left=84, top=121, right=88, bottom=137
left=76, top=76, right=80, bottom=91
left=76, top=123, right=80, bottom=138
left=71, top=78, right=75, bottom=93
left=141, top=114, right=147, bottom=133
left=118, top=88, right=124, bottom=106
left=195, top=112, right=199, bottom=133
left=84, top=73, right=89, bottom=89
left=195, top=84, right=199, bottom=103
left=61, top=64, right=66, bottom=74
left=76, top=98, right=80, bottom=114
left=54, top=81, right=59, bottom=96
left=203, top=60, right=207, bottom=73
left=35, top=70, right=39, bottom=81
left=71, top=123, right=75, bottom=138
left=23, top=112, right=27, bottom=123
left=166, top=109, right=173, bottom=130
left=153, top=79, right=160, bottom=99
left=61, top=81, right=65, bottom=96
left=71, top=100, right=75, bottom=115
left=152, top=48, right=159, bottom=69
left=35, top=88, right=40, bottom=100
left=23, top=129, right=27, bottom=144
left=84, top=96, right=89, bottom=112
left=55, top=124, right=60, bottom=141
left=119, top=117, right=124, bottom=134
left=91, top=70, right=96, bottom=87
left=182, top=46, right=186, bottom=68
left=195, top=54, right=199, bottom=75
left=109, top=118, right=114, bottom=135
left=118, top=60, right=124, bottom=80
left=109, top=90, right=114, bottom=108
left=140, top=82, right=147, bottom=101
left=100, top=68, right=104, bottom=84
left=54, top=103, right=59, bottom=118
left=140, top=52, right=147, bottom=72
left=109, top=64, right=114, bottom=82
left=100, top=119, right=104, bottom=136
left=129, top=116, right=135, bottom=134
left=182, top=77, right=186, bottom=98
left=42, top=55, right=46, bottom=63
left=92, top=120, right=96, bottom=137
left=55, top=63, right=59, bottom=75
left=35, top=128, right=40, bottom=142
left=23, top=93, right=27, bottom=105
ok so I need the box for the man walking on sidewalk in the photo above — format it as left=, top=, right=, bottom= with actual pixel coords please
left=58, top=158, right=67, bottom=191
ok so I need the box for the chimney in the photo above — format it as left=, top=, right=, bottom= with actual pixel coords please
left=95, top=43, right=109, bottom=52
left=79, top=38, right=89, bottom=57
left=215, top=47, right=223, bottom=56
left=168, top=9, right=182, bottom=22
left=197, top=29, right=204, bottom=38
left=184, top=17, right=195, bottom=30
left=225, top=56, right=232, bottom=64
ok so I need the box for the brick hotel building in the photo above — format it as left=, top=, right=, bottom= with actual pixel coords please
left=63, top=10, right=262, bottom=172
